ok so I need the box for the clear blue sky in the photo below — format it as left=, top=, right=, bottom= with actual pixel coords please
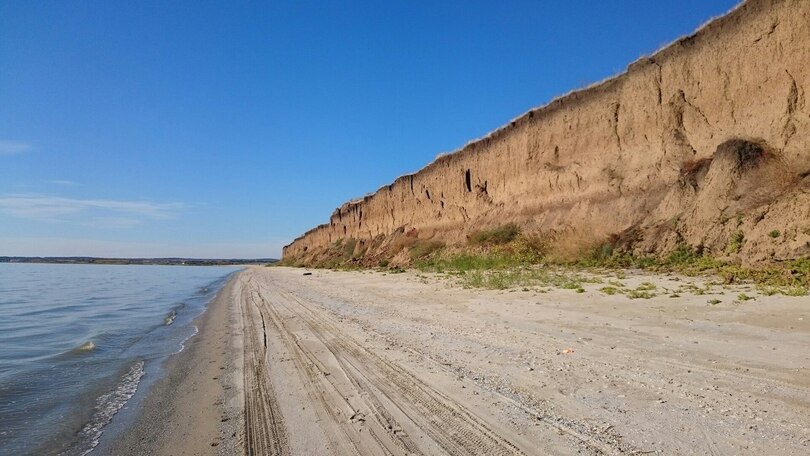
left=0, top=0, right=740, bottom=258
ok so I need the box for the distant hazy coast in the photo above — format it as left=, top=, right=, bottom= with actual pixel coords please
left=0, top=256, right=276, bottom=266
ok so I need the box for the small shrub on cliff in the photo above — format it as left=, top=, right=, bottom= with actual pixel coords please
left=416, top=250, right=523, bottom=272
left=416, top=230, right=547, bottom=272
left=666, top=245, right=698, bottom=265
left=577, top=242, right=633, bottom=268
left=409, top=240, right=445, bottom=259
left=468, top=223, right=520, bottom=246
left=726, top=231, right=745, bottom=254
left=511, top=232, right=549, bottom=263
left=790, top=258, right=810, bottom=276
left=768, top=230, right=780, bottom=238
left=275, top=256, right=303, bottom=267
left=591, top=242, right=614, bottom=262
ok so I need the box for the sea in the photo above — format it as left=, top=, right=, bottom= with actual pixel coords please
left=0, top=263, right=239, bottom=455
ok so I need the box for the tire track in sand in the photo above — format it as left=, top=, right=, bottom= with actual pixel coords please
left=250, top=284, right=420, bottom=455
left=266, top=278, right=630, bottom=456
left=241, top=278, right=290, bottom=456
left=250, top=278, right=525, bottom=456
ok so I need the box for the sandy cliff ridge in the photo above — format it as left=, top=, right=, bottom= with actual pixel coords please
left=284, top=0, right=810, bottom=267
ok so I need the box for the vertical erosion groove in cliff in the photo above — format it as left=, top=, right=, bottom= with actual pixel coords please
left=285, top=0, right=810, bottom=266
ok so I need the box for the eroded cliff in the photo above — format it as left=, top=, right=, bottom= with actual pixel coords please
left=284, top=0, right=810, bottom=267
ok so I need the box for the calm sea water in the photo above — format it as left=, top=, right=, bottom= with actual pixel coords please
left=0, top=263, right=239, bottom=455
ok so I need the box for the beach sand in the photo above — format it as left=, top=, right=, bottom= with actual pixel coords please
left=111, top=266, right=809, bottom=455
left=106, top=275, right=243, bottom=455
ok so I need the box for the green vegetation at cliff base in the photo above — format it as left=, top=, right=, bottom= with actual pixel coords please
left=278, top=224, right=809, bottom=296
left=413, top=227, right=809, bottom=295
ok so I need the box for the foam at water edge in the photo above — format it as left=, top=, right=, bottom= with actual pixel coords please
left=72, top=360, right=145, bottom=456
left=176, top=325, right=199, bottom=354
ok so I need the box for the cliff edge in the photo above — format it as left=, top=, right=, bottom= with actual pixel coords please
left=284, top=0, right=810, bottom=267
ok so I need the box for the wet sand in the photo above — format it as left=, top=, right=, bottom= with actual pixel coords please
left=105, top=275, right=243, bottom=455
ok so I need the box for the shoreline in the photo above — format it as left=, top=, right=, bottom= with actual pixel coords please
left=97, top=264, right=809, bottom=455
left=101, top=271, right=244, bottom=455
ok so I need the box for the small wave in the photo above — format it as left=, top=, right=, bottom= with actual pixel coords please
left=48, top=340, right=100, bottom=361
left=60, top=340, right=97, bottom=357
left=164, top=310, right=177, bottom=326
left=164, top=302, right=187, bottom=326
left=70, top=360, right=145, bottom=456
left=76, top=341, right=96, bottom=352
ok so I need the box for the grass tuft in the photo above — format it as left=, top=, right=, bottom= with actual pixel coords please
left=600, top=286, right=619, bottom=295
left=727, top=231, right=745, bottom=254
left=627, top=289, right=656, bottom=299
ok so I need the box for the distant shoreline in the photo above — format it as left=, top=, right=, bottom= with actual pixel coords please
left=0, top=256, right=276, bottom=266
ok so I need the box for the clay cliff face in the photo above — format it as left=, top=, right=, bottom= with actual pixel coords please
left=284, top=0, right=810, bottom=266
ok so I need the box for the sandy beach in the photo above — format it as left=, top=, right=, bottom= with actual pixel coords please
left=7, top=1, right=808, bottom=455
left=111, top=265, right=809, bottom=455
left=105, top=275, right=244, bottom=455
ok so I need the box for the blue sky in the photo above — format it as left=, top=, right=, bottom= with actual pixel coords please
left=0, top=0, right=740, bottom=258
